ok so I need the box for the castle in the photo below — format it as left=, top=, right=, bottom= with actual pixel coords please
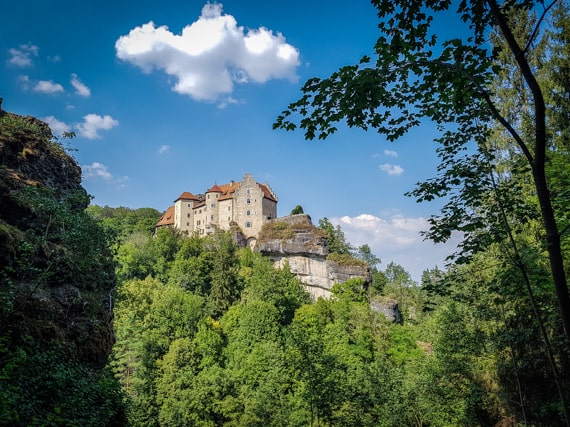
left=155, top=173, right=278, bottom=244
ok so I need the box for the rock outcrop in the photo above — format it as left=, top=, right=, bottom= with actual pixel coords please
left=0, top=99, right=115, bottom=368
left=256, top=214, right=371, bottom=299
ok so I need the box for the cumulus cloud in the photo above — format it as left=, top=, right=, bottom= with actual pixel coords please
left=8, top=44, right=38, bottom=67
left=76, top=114, right=119, bottom=139
left=82, top=162, right=113, bottom=180
left=158, top=145, right=170, bottom=154
left=43, top=116, right=71, bottom=135
left=384, top=149, right=398, bottom=157
left=70, top=73, right=91, bottom=97
left=331, top=214, right=461, bottom=282
left=115, top=3, right=300, bottom=102
left=33, top=80, right=64, bottom=94
left=379, top=163, right=404, bottom=176
left=82, top=162, right=130, bottom=190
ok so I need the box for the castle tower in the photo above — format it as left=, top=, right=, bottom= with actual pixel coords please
left=174, top=191, right=199, bottom=234
left=204, top=184, right=223, bottom=234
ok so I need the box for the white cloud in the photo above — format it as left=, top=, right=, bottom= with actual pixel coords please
left=82, top=162, right=113, bottom=180
left=42, top=116, right=71, bottom=135
left=158, top=144, right=170, bottom=154
left=18, top=75, right=32, bottom=90
left=82, top=162, right=130, bottom=190
left=115, top=3, right=300, bottom=102
left=379, top=163, right=404, bottom=176
left=331, top=214, right=461, bottom=282
left=8, top=44, right=38, bottom=67
left=70, top=73, right=91, bottom=97
left=384, top=149, right=398, bottom=157
left=33, top=80, right=64, bottom=94
left=76, top=114, right=119, bottom=139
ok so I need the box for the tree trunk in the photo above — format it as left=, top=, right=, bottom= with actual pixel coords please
left=488, top=0, right=570, bottom=341
left=533, top=166, right=570, bottom=339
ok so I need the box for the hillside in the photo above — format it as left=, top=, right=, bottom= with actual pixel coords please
left=0, top=100, right=125, bottom=425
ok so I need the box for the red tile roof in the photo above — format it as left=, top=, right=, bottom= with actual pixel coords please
left=175, top=191, right=199, bottom=202
left=258, top=183, right=277, bottom=202
left=207, top=184, right=223, bottom=193
left=170, top=176, right=276, bottom=213
left=218, top=181, right=240, bottom=201
left=155, top=205, right=175, bottom=227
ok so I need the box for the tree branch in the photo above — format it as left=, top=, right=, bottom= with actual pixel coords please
left=487, top=0, right=547, bottom=169
left=410, top=59, right=535, bottom=163
left=524, top=0, right=560, bottom=54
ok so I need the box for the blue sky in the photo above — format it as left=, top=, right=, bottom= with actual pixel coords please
left=1, top=0, right=462, bottom=280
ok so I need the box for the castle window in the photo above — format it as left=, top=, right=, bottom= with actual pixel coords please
left=199, top=209, right=202, bottom=214
left=186, top=222, right=190, bottom=226
left=228, top=217, right=230, bottom=221
left=197, top=220, right=201, bottom=225
left=187, top=213, right=190, bottom=218
left=246, top=210, right=250, bottom=216
left=247, top=198, right=251, bottom=204
left=246, top=222, right=252, bottom=228
left=210, top=215, right=214, bottom=221
left=228, top=206, right=230, bottom=211
left=216, top=194, right=219, bottom=199
left=208, top=195, right=210, bottom=199
left=188, top=203, right=191, bottom=207
left=210, top=203, right=215, bottom=208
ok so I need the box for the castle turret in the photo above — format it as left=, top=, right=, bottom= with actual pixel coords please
left=174, top=191, right=199, bottom=234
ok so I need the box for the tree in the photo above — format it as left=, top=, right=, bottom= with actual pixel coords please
left=274, top=0, right=570, bottom=341
left=318, top=217, right=352, bottom=255
left=290, top=205, right=304, bottom=215
left=354, top=244, right=381, bottom=269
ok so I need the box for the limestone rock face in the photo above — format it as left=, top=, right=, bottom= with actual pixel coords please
left=0, top=101, right=115, bottom=368
left=257, top=214, right=371, bottom=299
left=371, top=297, right=401, bottom=323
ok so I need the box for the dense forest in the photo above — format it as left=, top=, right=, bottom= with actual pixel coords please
left=1, top=0, right=569, bottom=425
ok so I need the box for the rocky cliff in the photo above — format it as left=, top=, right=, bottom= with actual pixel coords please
left=0, top=99, right=115, bottom=367
left=256, top=214, right=371, bottom=299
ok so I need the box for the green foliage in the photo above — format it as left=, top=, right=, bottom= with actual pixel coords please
left=0, top=113, right=47, bottom=137
left=87, top=205, right=161, bottom=246
left=354, top=244, right=381, bottom=268
left=7, top=186, right=113, bottom=290
left=0, top=346, right=125, bottom=426
left=318, top=217, right=352, bottom=255
left=326, top=252, right=367, bottom=268
left=258, top=220, right=295, bottom=241
left=290, top=205, right=304, bottom=215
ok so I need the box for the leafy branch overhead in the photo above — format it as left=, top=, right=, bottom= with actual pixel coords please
left=274, top=0, right=570, bottom=341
